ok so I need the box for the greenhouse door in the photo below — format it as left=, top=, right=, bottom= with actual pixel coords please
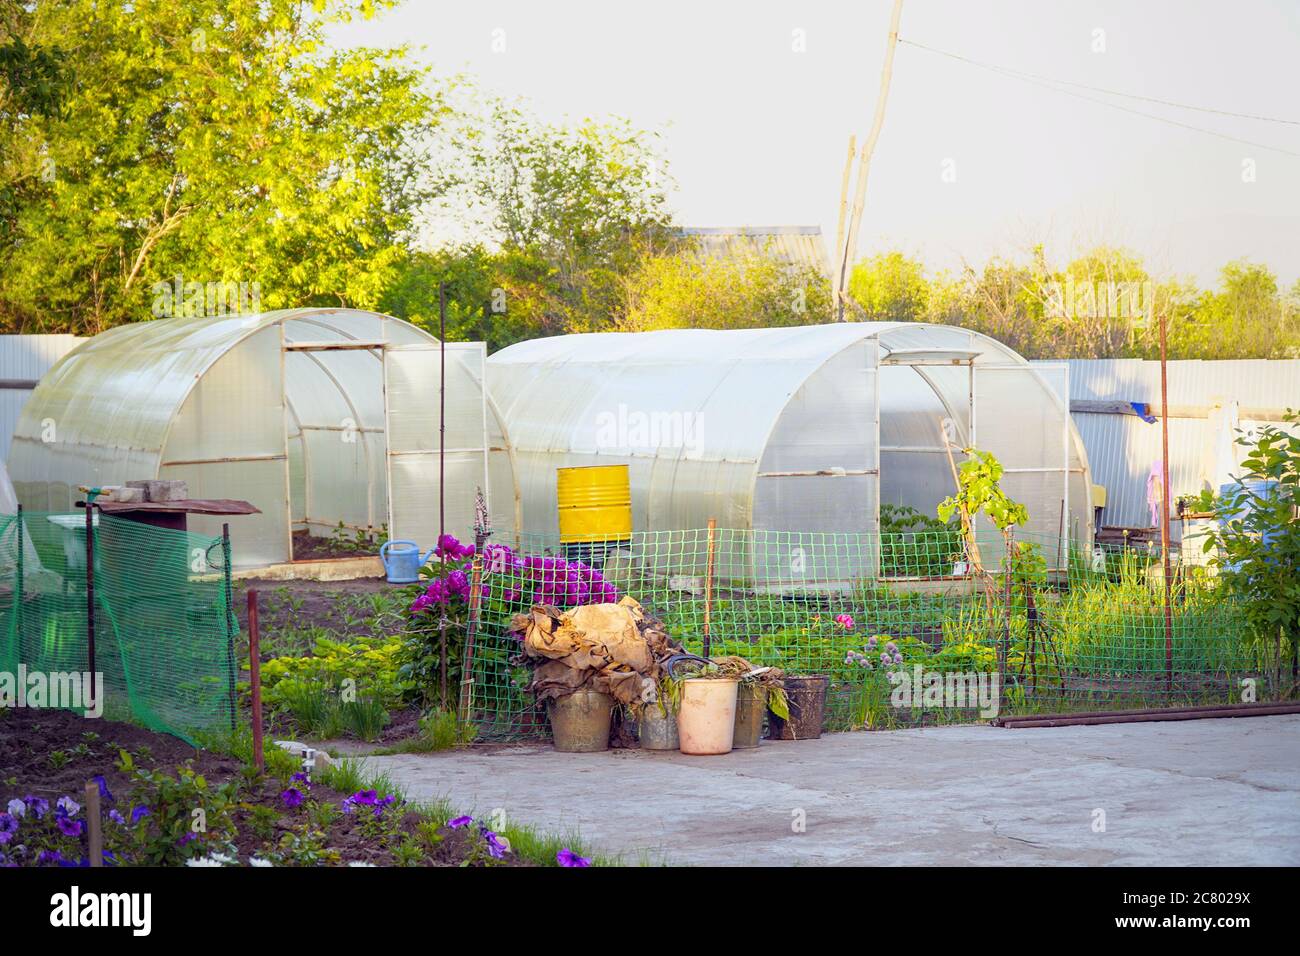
left=970, top=362, right=1071, bottom=563
left=383, top=344, right=491, bottom=547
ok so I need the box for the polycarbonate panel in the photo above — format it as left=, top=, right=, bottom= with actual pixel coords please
left=385, top=344, right=491, bottom=547
left=159, top=458, right=289, bottom=568
left=167, top=325, right=284, bottom=462
left=755, top=339, right=879, bottom=543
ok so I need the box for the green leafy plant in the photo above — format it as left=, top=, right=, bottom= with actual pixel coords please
left=1194, top=411, right=1300, bottom=694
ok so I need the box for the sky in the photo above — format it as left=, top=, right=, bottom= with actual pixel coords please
left=332, top=0, right=1300, bottom=289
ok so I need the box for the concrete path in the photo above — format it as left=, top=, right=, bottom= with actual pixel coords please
left=364, top=715, right=1300, bottom=866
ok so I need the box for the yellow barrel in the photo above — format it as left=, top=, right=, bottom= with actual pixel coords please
left=557, top=465, right=632, bottom=544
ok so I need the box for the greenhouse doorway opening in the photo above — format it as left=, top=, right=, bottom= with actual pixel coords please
left=875, top=349, right=1073, bottom=580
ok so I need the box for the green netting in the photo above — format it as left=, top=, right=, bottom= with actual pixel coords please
left=0, top=511, right=237, bottom=743
left=459, top=527, right=1278, bottom=740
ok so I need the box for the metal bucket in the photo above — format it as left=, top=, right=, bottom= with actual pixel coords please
left=766, top=676, right=828, bottom=740
left=547, top=688, right=614, bottom=752
left=637, top=704, right=679, bottom=750
left=732, top=683, right=765, bottom=749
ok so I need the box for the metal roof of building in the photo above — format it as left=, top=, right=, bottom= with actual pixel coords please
left=677, top=226, right=831, bottom=276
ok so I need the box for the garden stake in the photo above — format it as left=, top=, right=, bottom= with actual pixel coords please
left=458, top=489, right=491, bottom=727
left=247, top=588, right=265, bottom=771
left=84, top=780, right=102, bottom=866
left=703, top=517, right=716, bottom=657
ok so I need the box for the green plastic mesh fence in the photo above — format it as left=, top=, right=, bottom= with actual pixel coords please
left=0, top=511, right=237, bottom=744
left=445, top=527, right=1273, bottom=740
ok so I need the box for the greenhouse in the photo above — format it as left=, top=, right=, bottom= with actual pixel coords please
left=488, top=322, right=1093, bottom=577
left=7, top=309, right=518, bottom=568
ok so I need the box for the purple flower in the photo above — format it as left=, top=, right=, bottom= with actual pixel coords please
left=91, top=775, right=113, bottom=802
left=290, top=772, right=311, bottom=786
left=343, top=790, right=382, bottom=813
left=556, top=848, right=592, bottom=868
left=56, top=816, right=83, bottom=837
left=446, top=570, right=469, bottom=598
left=448, top=815, right=473, bottom=829
left=130, top=806, right=150, bottom=824
left=281, top=787, right=304, bottom=809
left=176, top=832, right=198, bottom=848
left=0, top=813, right=17, bottom=845
left=55, top=796, right=80, bottom=817
left=108, top=809, right=126, bottom=826
left=36, top=849, right=64, bottom=865
left=481, top=827, right=507, bottom=859
left=6, top=799, right=25, bottom=819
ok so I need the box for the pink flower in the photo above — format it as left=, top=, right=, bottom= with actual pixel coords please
left=834, top=614, right=855, bottom=630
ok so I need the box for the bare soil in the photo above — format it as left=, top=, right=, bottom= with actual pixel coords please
left=0, top=707, right=527, bottom=866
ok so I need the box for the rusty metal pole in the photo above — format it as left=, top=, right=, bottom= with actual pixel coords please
left=1159, top=311, right=1174, bottom=695
left=247, top=589, right=265, bottom=771
left=703, top=518, right=717, bottom=657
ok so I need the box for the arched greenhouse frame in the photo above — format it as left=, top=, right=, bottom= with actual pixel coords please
left=8, top=309, right=519, bottom=568
left=488, top=322, right=1092, bottom=580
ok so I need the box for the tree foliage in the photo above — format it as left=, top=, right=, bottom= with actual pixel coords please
left=848, top=246, right=1300, bottom=360
left=0, top=0, right=436, bottom=333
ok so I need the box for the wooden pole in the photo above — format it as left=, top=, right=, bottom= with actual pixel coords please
left=837, top=0, right=905, bottom=309
left=85, top=780, right=102, bottom=867
left=1159, top=310, right=1174, bottom=695
left=703, top=519, right=717, bottom=657
left=247, top=589, right=264, bottom=772
left=832, top=135, right=856, bottom=321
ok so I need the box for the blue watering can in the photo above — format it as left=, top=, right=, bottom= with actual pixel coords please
left=380, top=540, right=436, bottom=584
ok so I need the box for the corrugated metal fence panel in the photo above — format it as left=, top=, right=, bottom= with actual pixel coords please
left=1032, top=358, right=1300, bottom=533
left=0, top=335, right=84, bottom=460
left=678, top=226, right=830, bottom=276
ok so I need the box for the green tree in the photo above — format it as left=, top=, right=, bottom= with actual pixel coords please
left=434, top=95, right=673, bottom=339
left=0, top=3, right=67, bottom=232
left=847, top=250, right=930, bottom=321
left=1171, top=260, right=1300, bottom=359
left=0, top=0, right=436, bottom=334
left=618, top=241, right=832, bottom=332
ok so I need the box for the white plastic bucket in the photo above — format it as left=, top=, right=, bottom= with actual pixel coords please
left=676, top=678, right=738, bottom=755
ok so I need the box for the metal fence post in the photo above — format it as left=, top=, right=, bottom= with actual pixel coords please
left=83, top=500, right=97, bottom=712
left=221, top=523, right=237, bottom=732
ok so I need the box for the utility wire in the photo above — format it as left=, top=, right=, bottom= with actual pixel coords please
left=900, top=38, right=1300, bottom=125
left=900, top=37, right=1300, bottom=159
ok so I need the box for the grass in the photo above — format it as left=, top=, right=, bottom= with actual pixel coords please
left=375, top=708, right=477, bottom=754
